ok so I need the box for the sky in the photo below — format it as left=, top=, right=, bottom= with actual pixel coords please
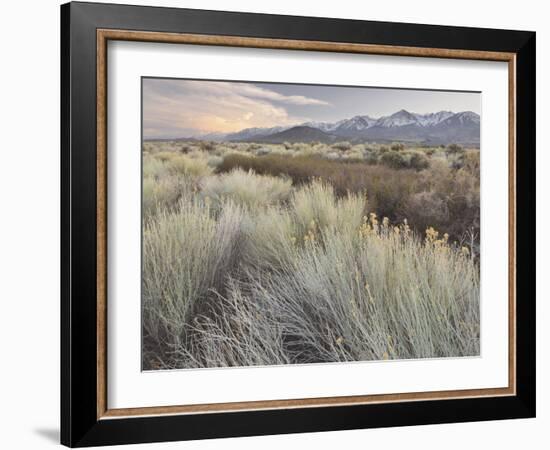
left=142, top=78, right=481, bottom=139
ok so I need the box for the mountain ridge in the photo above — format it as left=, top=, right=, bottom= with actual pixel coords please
left=252, top=126, right=338, bottom=143
left=147, top=110, right=480, bottom=145
left=223, top=110, right=480, bottom=145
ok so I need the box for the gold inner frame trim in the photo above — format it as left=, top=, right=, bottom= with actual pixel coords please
left=96, top=28, right=517, bottom=420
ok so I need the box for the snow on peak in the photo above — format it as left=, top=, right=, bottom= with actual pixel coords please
left=453, top=111, right=480, bottom=124
left=336, top=115, right=377, bottom=131
left=223, top=110, right=479, bottom=141
left=414, top=111, right=455, bottom=126
left=376, top=110, right=418, bottom=128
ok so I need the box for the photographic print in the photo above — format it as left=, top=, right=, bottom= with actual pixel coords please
left=141, top=78, right=481, bottom=371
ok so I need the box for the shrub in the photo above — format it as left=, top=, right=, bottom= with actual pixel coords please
left=199, top=141, right=215, bottom=151
left=325, top=152, right=340, bottom=160
left=242, top=207, right=298, bottom=271
left=291, top=180, right=366, bottom=238
left=166, top=154, right=214, bottom=178
left=446, top=143, right=464, bottom=155
left=332, top=142, right=352, bottom=151
left=449, top=154, right=465, bottom=170
left=364, top=152, right=379, bottom=165
left=462, top=150, right=480, bottom=173
left=401, top=159, right=480, bottom=244
left=293, top=143, right=323, bottom=158
left=143, top=154, right=168, bottom=179
left=400, top=191, right=450, bottom=235
left=207, top=155, right=223, bottom=168
left=155, top=151, right=177, bottom=162
left=200, top=168, right=292, bottom=209
left=142, top=200, right=245, bottom=366
left=408, top=152, right=430, bottom=171
left=342, top=151, right=364, bottom=161
left=391, top=142, right=405, bottom=152
left=143, top=175, right=195, bottom=218
left=380, top=150, right=408, bottom=169
left=255, top=147, right=271, bottom=156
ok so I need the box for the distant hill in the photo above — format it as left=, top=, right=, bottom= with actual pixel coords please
left=144, top=136, right=200, bottom=143
left=251, top=126, right=338, bottom=143
left=223, top=126, right=288, bottom=142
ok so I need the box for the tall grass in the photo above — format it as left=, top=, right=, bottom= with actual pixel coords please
left=200, top=168, right=292, bottom=209
left=163, top=211, right=479, bottom=368
left=291, top=180, right=366, bottom=237
left=142, top=200, right=245, bottom=367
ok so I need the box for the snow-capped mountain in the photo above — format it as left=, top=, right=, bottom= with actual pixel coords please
left=375, top=109, right=419, bottom=128
left=373, top=110, right=456, bottom=128
left=335, top=115, right=377, bottom=131
left=414, top=111, right=455, bottom=127
left=202, top=110, right=479, bottom=145
left=442, top=111, right=480, bottom=125
left=302, top=115, right=377, bottom=135
left=301, top=120, right=341, bottom=133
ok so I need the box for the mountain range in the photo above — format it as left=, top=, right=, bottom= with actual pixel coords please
left=198, top=110, right=480, bottom=145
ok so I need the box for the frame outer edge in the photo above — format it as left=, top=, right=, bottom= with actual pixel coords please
left=60, top=2, right=72, bottom=446
left=62, top=2, right=536, bottom=446
left=514, top=32, right=536, bottom=415
left=63, top=2, right=103, bottom=447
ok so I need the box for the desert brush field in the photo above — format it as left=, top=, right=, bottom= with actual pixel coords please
left=141, top=139, right=480, bottom=370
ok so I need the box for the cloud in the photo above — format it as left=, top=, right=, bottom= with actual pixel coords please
left=228, top=83, right=331, bottom=106
left=142, top=79, right=327, bottom=138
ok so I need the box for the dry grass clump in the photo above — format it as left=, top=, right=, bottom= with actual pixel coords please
left=200, top=168, right=292, bottom=209
left=143, top=154, right=198, bottom=217
left=143, top=154, right=169, bottom=179
left=402, top=159, right=480, bottom=244
left=142, top=200, right=246, bottom=367
left=291, top=180, right=366, bottom=238
left=143, top=175, right=195, bottom=218
left=145, top=150, right=215, bottom=178
left=165, top=154, right=213, bottom=178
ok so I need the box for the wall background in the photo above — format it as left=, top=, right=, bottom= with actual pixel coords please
left=0, top=0, right=545, bottom=448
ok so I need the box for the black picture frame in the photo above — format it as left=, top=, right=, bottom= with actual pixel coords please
left=61, top=1, right=536, bottom=447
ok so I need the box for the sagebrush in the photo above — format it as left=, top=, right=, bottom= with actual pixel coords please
left=142, top=142, right=480, bottom=370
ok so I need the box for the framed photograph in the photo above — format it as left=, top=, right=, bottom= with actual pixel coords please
left=61, top=1, right=536, bottom=447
